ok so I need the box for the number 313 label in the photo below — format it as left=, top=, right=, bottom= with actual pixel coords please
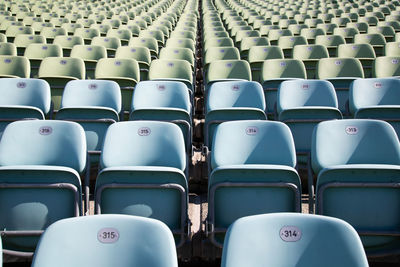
left=280, top=226, right=302, bottom=242
left=98, top=228, right=120, bottom=244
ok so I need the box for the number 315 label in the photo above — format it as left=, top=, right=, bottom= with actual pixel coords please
left=98, top=228, right=120, bottom=244
left=280, top=226, right=302, bottom=242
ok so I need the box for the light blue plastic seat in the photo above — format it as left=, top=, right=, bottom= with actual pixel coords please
left=0, top=78, right=51, bottom=136
left=316, top=57, right=364, bottom=116
left=204, top=81, right=266, bottom=149
left=221, top=213, right=369, bottom=267
left=130, top=81, right=192, bottom=152
left=0, top=120, right=86, bottom=257
left=31, top=215, right=178, bottom=267
left=95, top=121, right=189, bottom=247
left=312, top=119, right=400, bottom=256
left=207, top=120, right=301, bottom=247
left=349, top=78, right=400, bottom=136
left=261, top=59, right=307, bottom=118
left=56, top=80, right=121, bottom=166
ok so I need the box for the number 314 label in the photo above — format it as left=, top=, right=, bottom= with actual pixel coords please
left=280, top=226, right=302, bottom=242
left=98, top=228, right=120, bottom=244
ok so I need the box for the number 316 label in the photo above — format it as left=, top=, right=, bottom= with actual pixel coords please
left=280, top=226, right=302, bottom=242
left=98, top=228, right=120, bottom=244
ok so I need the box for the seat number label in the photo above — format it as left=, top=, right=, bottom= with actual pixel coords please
left=345, top=126, right=358, bottom=135
left=138, top=127, right=151, bottom=136
left=246, top=126, right=258, bottom=135
left=280, top=226, right=302, bottom=242
left=39, top=126, right=52, bottom=135
left=98, top=228, right=119, bottom=244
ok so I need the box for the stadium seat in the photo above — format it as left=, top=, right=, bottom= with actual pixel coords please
left=40, top=26, right=67, bottom=43
left=130, top=80, right=192, bottom=152
left=107, top=28, right=132, bottom=46
left=354, top=33, right=386, bottom=56
left=94, top=121, right=189, bottom=247
left=13, top=34, right=46, bottom=56
left=74, top=28, right=100, bottom=45
left=0, top=78, right=51, bottom=135
left=315, top=34, right=345, bottom=57
left=278, top=36, right=307, bottom=58
left=0, top=55, right=30, bottom=78
left=349, top=78, right=400, bottom=136
left=312, top=119, right=400, bottom=256
left=31, top=215, right=178, bottom=267
left=385, top=42, right=400, bottom=56
left=95, top=58, right=140, bottom=115
left=239, top=37, right=269, bottom=59
left=71, top=45, right=107, bottom=79
left=292, top=44, right=329, bottom=79
left=373, top=56, right=400, bottom=78
left=204, top=80, right=266, bottom=149
left=115, top=46, right=151, bottom=81
left=248, top=46, right=284, bottom=82
left=203, top=47, right=240, bottom=77
left=24, top=43, right=63, bottom=78
left=129, top=37, right=159, bottom=59
left=91, top=36, right=121, bottom=58
left=160, top=47, right=195, bottom=70
left=261, top=59, right=306, bottom=118
left=52, top=35, right=84, bottom=57
left=316, top=57, right=364, bottom=115
left=0, top=120, right=86, bottom=256
left=56, top=79, right=121, bottom=167
left=221, top=213, right=368, bottom=267
left=337, top=43, right=376, bottom=78
left=38, top=57, right=85, bottom=111
left=207, top=120, right=301, bottom=247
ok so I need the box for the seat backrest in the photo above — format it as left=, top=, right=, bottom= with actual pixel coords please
left=204, top=46, right=240, bottom=66
left=148, top=59, right=192, bottom=85
left=100, top=121, right=186, bottom=170
left=277, top=79, right=338, bottom=114
left=349, top=78, right=400, bottom=114
left=204, top=37, right=234, bottom=51
left=278, top=36, right=307, bottom=49
left=206, top=59, right=251, bottom=84
left=0, top=120, right=86, bottom=173
left=95, top=58, right=140, bottom=82
left=159, top=47, right=194, bottom=67
left=38, top=57, right=85, bottom=79
left=115, top=46, right=151, bottom=65
left=337, top=43, right=376, bottom=58
left=61, top=80, right=121, bottom=113
left=354, top=33, right=386, bottom=45
left=0, top=55, right=30, bottom=78
left=373, top=56, right=400, bottom=77
left=248, top=46, right=284, bottom=62
left=292, top=44, right=329, bottom=59
left=211, top=120, right=296, bottom=170
left=261, top=59, right=306, bottom=81
left=24, top=43, right=62, bottom=59
left=31, top=215, right=178, bottom=267
left=128, top=37, right=158, bottom=54
left=0, top=42, right=16, bottom=55
left=53, top=36, right=84, bottom=48
left=91, top=36, right=121, bottom=50
left=0, top=78, right=51, bottom=115
left=385, top=42, right=400, bottom=56
left=70, top=45, right=107, bottom=61
left=312, top=119, right=400, bottom=174
left=132, top=80, right=191, bottom=112
left=206, top=80, right=266, bottom=112
left=14, top=34, right=45, bottom=47
left=74, top=27, right=100, bottom=40
left=221, top=213, right=369, bottom=267
left=316, top=58, right=364, bottom=79
left=240, top=37, right=269, bottom=52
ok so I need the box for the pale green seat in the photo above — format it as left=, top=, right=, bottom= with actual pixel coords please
left=385, top=42, right=400, bottom=56
left=170, top=30, right=195, bottom=41
left=165, top=37, right=195, bottom=53
left=203, top=30, right=229, bottom=40
left=368, top=26, right=396, bottom=42
left=94, top=121, right=189, bottom=247
left=22, top=16, right=42, bottom=26
left=0, top=78, right=51, bottom=135
left=300, top=28, right=325, bottom=44
left=48, top=17, right=69, bottom=27
left=65, top=13, right=82, bottom=23
left=304, top=18, right=324, bottom=28
left=129, top=37, right=159, bottom=59
left=239, top=37, right=269, bottom=59
left=318, top=13, right=334, bottom=23
left=333, top=27, right=359, bottom=44
left=221, top=213, right=368, bottom=267
left=337, top=43, right=376, bottom=78
left=312, top=119, right=400, bottom=256
left=76, top=18, right=95, bottom=28
left=268, top=29, right=292, bottom=46
left=13, top=34, right=46, bottom=56
left=61, top=23, right=82, bottom=36
left=288, top=24, right=309, bottom=35
left=204, top=81, right=266, bottom=149
left=95, top=58, right=139, bottom=115
left=207, top=120, right=301, bottom=247
left=0, top=120, right=86, bottom=257
left=293, top=44, right=329, bottom=79
left=278, top=18, right=297, bottom=29
left=354, top=33, right=386, bottom=56
left=277, top=79, right=342, bottom=185
left=203, top=47, right=240, bottom=77
left=119, top=24, right=140, bottom=38
left=91, top=36, right=121, bottom=58
left=0, top=55, right=30, bottom=78
left=52, top=35, right=84, bottom=57
left=316, top=57, right=364, bottom=115
left=130, top=80, right=192, bottom=152
left=139, top=29, right=165, bottom=48
left=294, top=13, right=311, bottom=24
left=248, top=46, right=284, bottom=83
left=38, top=57, right=85, bottom=111
left=4, top=25, right=33, bottom=42
left=0, top=42, right=16, bottom=55
left=39, top=26, right=66, bottom=43
left=115, top=46, right=151, bottom=81
left=347, top=22, right=369, bottom=33
left=159, top=47, right=195, bottom=70
left=349, top=78, right=400, bottom=136
left=373, top=56, right=400, bottom=78
left=358, top=15, right=379, bottom=26
left=259, top=25, right=280, bottom=37
left=331, top=17, right=352, bottom=27
left=24, top=44, right=62, bottom=78
left=315, top=34, right=345, bottom=57
left=234, top=30, right=260, bottom=47
left=102, top=19, right=121, bottom=30
left=261, top=59, right=306, bottom=118
left=56, top=80, right=121, bottom=166
left=316, top=23, right=338, bottom=34
left=74, top=27, right=100, bottom=45
left=205, top=59, right=251, bottom=92
left=278, top=35, right=307, bottom=58
left=0, top=32, right=6, bottom=42
left=379, top=21, right=400, bottom=33
left=31, top=215, right=178, bottom=267
left=148, top=59, right=193, bottom=96
left=204, top=37, right=234, bottom=53
left=70, top=45, right=107, bottom=79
